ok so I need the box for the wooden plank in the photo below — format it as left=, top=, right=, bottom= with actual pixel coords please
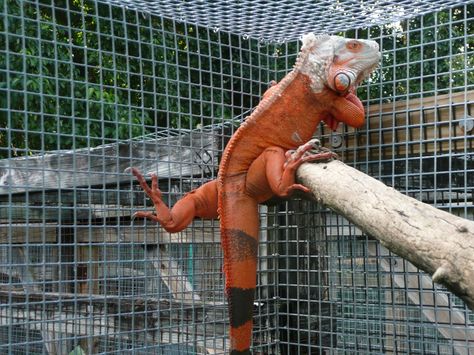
left=0, top=289, right=229, bottom=352
left=0, top=203, right=72, bottom=223
left=0, top=307, right=229, bottom=353
left=0, top=221, right=220, bottom=245
left=329, top=90, right=474, bottom=161
left=0, top=188, right=140, bottom=206
left=366, top=91, right=474, bottom=116
left=0, top=126, right=225, bottom=195
left=149, top=245, right=201, bottom=302
left=0, top=223, right=57, bottom=244
left=10, top=247, right=65, bottom=355
left=76, top=246, right=100, bottom=295
left=0, top=202, right=125, bottom=223
left=75, top=203, right=134, bottom=219
left=0, top=202, right=147, bottom=223
left=0, top=180, right=205, bottom=222
left=0, top=186, right=182, bottom=223
left=0, top=288, right=225, bottom=307
left=75, top=221, right=220, bottom=244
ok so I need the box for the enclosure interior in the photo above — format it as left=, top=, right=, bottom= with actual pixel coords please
left=0, top=0, right=473, bottom=354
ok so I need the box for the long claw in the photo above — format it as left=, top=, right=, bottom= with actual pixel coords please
left=288, top=184, right=311, bottom=194
left=127, top=167, right=170, bottom=226
left=127, top=167, right=164, bottom=202
left=285, top=150, right=295, bottom=159
left=287, top=139, right=321, bottom=162
left=151, top=174, right=159, bottom=192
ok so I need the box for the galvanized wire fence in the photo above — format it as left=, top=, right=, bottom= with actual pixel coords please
left=0, top=0, right=473, bottom=354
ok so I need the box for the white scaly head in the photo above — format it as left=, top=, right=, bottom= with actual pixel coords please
left=297, top=32, right=380, bottom=94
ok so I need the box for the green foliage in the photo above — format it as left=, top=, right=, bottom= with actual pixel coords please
left=1, top=0, right=270, bottom=157
left=68, top=346, right=86, bottom=355
left=346, top=5, right=474, bottom=103
left=2, top=0, right=158, bottom=156
left=274, top=4, right=473, bottom=105
left=1, top=1, right=472, bottom=158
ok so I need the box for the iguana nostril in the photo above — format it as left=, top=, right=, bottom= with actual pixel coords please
left=334, top=72, right=351, bottom=92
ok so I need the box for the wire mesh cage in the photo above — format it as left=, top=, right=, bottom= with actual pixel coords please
left=0, top=0, right=473, bottom=354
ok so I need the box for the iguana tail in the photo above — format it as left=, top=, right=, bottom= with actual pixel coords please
left=219, top=174, right=259, bottom=354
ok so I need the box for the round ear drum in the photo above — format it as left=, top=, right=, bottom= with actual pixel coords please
left=334, top=72, right=351, bottom=93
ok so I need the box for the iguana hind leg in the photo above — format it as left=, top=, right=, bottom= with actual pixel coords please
left=129, top=167, right=218, bottom=233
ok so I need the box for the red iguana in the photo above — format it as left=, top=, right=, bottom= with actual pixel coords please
left=129, top=33, right=380, bottom=354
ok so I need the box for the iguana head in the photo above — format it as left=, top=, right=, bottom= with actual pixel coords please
left=298, top=33, right=380, bottom=94
left=296, top=33, right=380, bottom=129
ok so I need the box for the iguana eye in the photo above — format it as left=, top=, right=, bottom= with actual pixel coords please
left=346, top=40, right=361, bottom=51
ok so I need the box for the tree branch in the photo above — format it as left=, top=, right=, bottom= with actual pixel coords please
left=297, top=159, right=474, bottom=311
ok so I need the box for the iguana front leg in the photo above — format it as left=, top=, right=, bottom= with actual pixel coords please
left=280, top=139, right=337, bottom=194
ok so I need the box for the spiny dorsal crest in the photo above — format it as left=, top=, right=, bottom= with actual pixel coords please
left=300, top=33, right=331, bottom=53
left=241, top=33, right=333, bottom=122
left=296, top=32, right=336, bottom=92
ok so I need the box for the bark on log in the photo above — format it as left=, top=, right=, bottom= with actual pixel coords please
left=297, top=159, right=474, bottom=311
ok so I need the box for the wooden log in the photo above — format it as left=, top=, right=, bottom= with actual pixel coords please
left=297, top=159, right=474, bottom=311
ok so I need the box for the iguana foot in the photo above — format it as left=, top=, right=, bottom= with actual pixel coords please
left=279, top=139, right=338, bottom=195
left=284, top=139, right=338, bottom=169
left=127, top=167, right=173, bottom=225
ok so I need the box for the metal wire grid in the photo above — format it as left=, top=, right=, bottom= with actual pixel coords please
left=1, top=0, right=273, bottom=155
left=274, top=203, right=474, bottom=354
left=103, top=0, right=470, bottom=43
left=0, top=0, right=275, bottom=353
left=0, top=0, right=473, bottom=355
left=272, top=3, right=474, bottom=354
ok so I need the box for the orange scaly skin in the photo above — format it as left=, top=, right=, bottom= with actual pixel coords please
left=130, top=33, right=380, bottom=354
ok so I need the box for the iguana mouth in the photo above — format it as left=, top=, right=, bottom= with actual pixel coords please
left=355, top=60, right=380, bottom=88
